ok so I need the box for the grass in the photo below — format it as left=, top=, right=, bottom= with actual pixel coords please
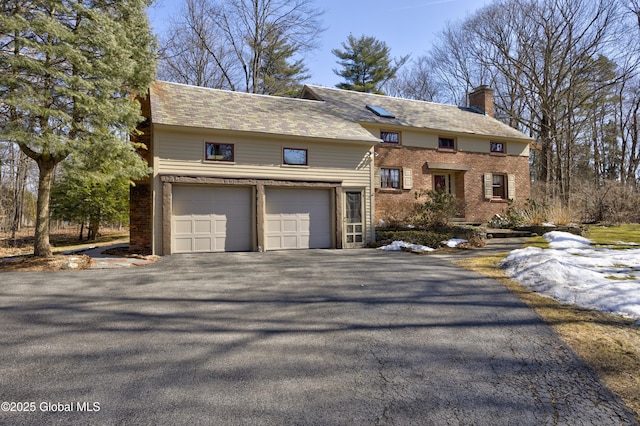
left=455, top=236, right=640, bottom=421
left=586, top=224, right=640, bottom=248
left=525, top=235, right=549, bottom=249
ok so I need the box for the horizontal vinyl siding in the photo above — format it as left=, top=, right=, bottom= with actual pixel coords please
left=154, top=130, right=371, bottom=187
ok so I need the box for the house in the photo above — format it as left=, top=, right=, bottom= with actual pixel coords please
left=300, top=85, right=532, bottom=225
left=129, top=81, right=379, bottom=255
left=130, top=81, right=531, bottom=255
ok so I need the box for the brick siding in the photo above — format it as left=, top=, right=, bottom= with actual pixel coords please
left=375, top=145, right=530, bottom=224
left=129, top=93, right=153, bottom=254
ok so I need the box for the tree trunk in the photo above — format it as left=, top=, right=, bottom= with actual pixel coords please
left=33, top=158, right=56, bottom=257
left=88, top=216, right=100, bottom=241
left=10, top=152, right=28, bottom=242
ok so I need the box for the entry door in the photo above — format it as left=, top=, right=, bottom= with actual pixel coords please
left=344, top=191, right=364, bottom=248
left=434, top=173, right=454, bottom=194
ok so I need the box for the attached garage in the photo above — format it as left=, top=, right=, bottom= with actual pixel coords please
left=172, top=185, right=253, bottom=253
left=265, top=188, right=332, bottom=250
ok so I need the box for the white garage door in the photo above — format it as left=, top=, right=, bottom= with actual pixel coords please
left=172, top=186, right=252, bottom=253
left=265, top=188, right=332, bottom=250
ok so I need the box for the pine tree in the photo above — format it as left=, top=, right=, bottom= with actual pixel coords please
left=51, top=133, right=150, bottom=241
left=0, top=0, right=156, bottom=256
left=259, top=27, right=310, bottom=97
left=332, top=34, right=408, bottom=94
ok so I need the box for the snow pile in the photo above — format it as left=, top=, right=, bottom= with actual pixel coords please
left=501, top=231, right=640, bottom=319
left=378, top=241, right=434, bottom=253
left=543, top=231, right=592, bottom=249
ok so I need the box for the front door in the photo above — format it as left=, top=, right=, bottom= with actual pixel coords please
left=344, top=191, right=364, bottom=248
left=434, top=173, right=454, bottom=194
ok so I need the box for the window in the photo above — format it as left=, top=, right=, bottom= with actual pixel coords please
left=380, top=168, right=401, bottom=189
left=438, top=137, right=455, bottom=150
left=492, top=174, right=506, bottom=199
left=283, top=148, right=307, bottom=166
left=490, top=142, right=505, bottom=153
left=381, top=131, right=400, bottom=144
left=484, top=173, right=515, bottom=200
left=205, top=142, right=234, bottom=162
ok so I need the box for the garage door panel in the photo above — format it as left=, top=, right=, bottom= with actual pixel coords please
left=194, top=219, right=212, bottom=234
left=265, top=188, right=331, bottom=250
left=283, top=217, right=299, bottom=232
left=174, top=219, right=193, bottom=234
left=193, top=238, right=212, bottom=252
left=172, top=186, right=252, bottom=253
left=174, top=238, right=193, bottom=253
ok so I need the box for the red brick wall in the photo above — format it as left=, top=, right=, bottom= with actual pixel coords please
left=129, top=183, right=152, bottom=253
left=375, top=145, right=530, bottom=224
left=129, top=93, right=153, bottom=254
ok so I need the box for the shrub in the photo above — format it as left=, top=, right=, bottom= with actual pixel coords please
left=546, top=201, right=576, bottom=226
left=376, top=226, right=485, bottom=249
left=376, top=229, right=452, bottom=248
left=377, top=198, right=417, bottom=228
left=414, top=189, right=457, bottom=227
left=488, top=199, right=575, bottom=228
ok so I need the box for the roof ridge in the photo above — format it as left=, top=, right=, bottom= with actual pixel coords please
left=154, top=80, right=322, bottom=104
left=303, top=84, right=456, bottom=108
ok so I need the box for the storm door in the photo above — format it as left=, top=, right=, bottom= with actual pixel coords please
left=344, top=191, right=364, bottom=248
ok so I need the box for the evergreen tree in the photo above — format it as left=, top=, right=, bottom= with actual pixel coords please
left=332, top=34, right=408, bottom=94
left=51, top=134, right=150, bottom=241
left=0, top=0, right=156, bottom=256
left=259, top=27, right=310, bottom=97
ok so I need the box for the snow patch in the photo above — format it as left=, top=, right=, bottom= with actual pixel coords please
left=444, top=238, right=467, bottom=248
left=378, top=241, right=434, bottom=253
left=501, top=233, right=640, bottom=319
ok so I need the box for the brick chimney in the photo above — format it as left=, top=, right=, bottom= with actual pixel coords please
left=468, top=85, right=494, bottom=118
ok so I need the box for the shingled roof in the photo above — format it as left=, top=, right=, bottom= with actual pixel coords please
left=148, top=81, right=531, bottom=143
left=301, top=85, right=532, bottom=142
left=148, top=81, right=379, bottom=144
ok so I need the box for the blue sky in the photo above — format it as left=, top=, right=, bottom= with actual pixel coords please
left=147, top=0, right=489, bottom=87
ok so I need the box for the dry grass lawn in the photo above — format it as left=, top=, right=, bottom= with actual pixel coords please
left=455, top=253, right=640, bottom=421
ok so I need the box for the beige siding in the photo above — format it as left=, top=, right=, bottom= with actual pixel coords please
left=155, top=130, right=370, bottom=178
left=151, top=128, right=374, bottom=253
left=362, top=124, right=529, bottom=157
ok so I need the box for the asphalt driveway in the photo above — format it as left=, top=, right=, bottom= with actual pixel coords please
left=0, top=249, right=636, bottom=425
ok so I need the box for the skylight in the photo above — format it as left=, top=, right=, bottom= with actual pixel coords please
left=366, top=104, right=395, bottom=118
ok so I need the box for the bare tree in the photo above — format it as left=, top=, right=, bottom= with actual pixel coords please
left=423, top=0, right=638, bottom=204
left=386, top=56, right=443, bottom=102
left=158, top=0, right=231, bottom=88
left=158, top=0, right=324, bottom=94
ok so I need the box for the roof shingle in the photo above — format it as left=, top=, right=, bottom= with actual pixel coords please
left=302, top=85, right=532, bottom=141
left=149, top=81, right=380, bottom=143
left=148, top=81, right=532, bottom=143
